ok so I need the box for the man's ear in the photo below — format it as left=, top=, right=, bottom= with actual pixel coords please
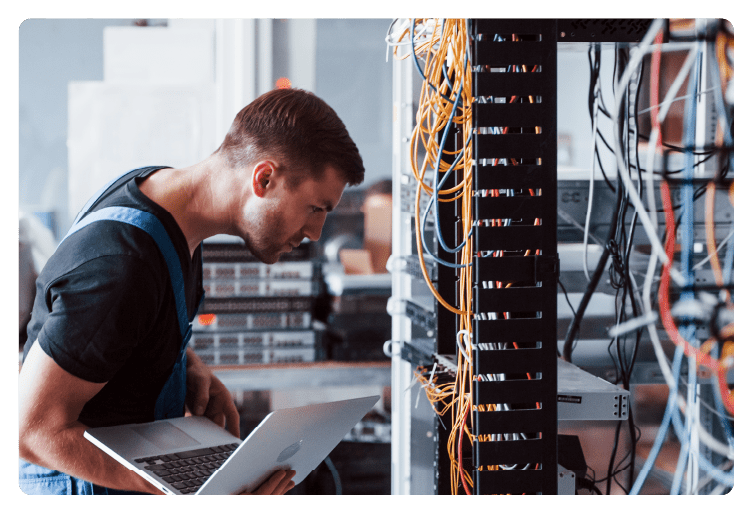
left=252, top=161, right=277, bottom=198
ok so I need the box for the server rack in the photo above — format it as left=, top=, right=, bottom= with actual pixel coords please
left=390, top=19, right=659, bottom=495
left=469, top=19, right=559, bottom=495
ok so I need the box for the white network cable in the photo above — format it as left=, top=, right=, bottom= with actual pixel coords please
left=385, top=18, right=440, bottom=62
left=692, top=229, right=734, bottom=271
left=456, top=330, right=471, bottom=362
left=612, top=21, right=700, bottom=288
left=385, top=18, right=434, bottom=48
left=637, top=87, right=718, bottom=117
left=625, top=26, right=733, bottom=493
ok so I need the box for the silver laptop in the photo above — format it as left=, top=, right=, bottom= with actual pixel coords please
left=84, top=395, right=380, bottom=495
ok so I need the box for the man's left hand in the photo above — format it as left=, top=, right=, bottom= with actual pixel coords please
left=185, top=348, right=241, bottom=437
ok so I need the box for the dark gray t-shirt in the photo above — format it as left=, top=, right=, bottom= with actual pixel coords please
left=23, top=167, right=204, bottom=427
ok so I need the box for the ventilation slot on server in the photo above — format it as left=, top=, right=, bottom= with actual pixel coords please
left=470, top=18, right=559, bottom=495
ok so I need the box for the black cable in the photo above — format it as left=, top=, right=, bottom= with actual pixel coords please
left=577, top=476, right=603, bottom=495
left=558, top=278, right=577, bottom=318
left=562, top=173, right=623, bottom=363
left=616, top=55, right=644, bottom=493
left=386, top=18, right=399, bottom=42
left=558, top=278, right=576, bottom=357
left=588, top=43, right=602, bottom=128
left=605, top=193, right=629, bottom=495
left=595, top=146, right=617, bottom=193
left=586, top=463, right=597, bottom=483
left=606, top=421, right=623, bottom=494
left=596, top=104, right=612, bottom=120
left=633, top=60, right=644, bottom=209
left=622, top=413, right=641, bottom=492
left=597, top=127, right=617, bottom=156
left=636, top=133, right=719, bottom=155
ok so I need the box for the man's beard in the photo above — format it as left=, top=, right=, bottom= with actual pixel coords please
left=241, top=208, right=285, bottom=264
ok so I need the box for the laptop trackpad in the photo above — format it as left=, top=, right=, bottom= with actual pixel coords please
left=131, top=422, right=200, bottom=451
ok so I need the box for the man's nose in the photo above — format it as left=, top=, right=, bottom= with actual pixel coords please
left=303, top=215, right=326, bottom=242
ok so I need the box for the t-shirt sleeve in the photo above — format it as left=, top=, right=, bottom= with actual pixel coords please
left=37, top=254, right=163, bottom=383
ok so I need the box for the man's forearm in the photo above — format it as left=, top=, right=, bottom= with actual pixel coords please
left=20, top=421, right=161, bottom=494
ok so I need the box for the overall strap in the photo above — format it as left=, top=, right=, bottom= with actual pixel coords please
left=62, top=206, right=191, bottom=338
left=70, top=167, right=167, bottom=228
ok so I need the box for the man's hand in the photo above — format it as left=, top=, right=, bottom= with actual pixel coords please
left=237, top=470, right=296, bottom=495
left=19, top=341, right=162, bottom=494
left=185, top=348, right=240, bottom=437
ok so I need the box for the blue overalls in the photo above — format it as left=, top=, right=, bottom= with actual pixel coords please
left=19, top=168, right=204, bottom=494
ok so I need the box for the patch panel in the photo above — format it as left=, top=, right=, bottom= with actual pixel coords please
left=190, top=330, right=318, bottom=350
left=193, top=312, right=312, bottom=332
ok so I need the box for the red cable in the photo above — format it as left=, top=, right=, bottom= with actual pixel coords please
left=658, top=181, right=715, bottom=370
left=652, top=30, right=733, bottom=415
left=658, top=181, right=732, bottom=414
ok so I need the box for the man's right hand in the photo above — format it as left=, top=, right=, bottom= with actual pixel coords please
left=237, top=470, right=296, bottom=495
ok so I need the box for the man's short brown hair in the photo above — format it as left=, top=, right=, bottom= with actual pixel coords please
left=216, top=88, right=365, bottom=187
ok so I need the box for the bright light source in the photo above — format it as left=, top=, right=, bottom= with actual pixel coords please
left=275, top=77, right=292, bottom=89
left=198, top=314, right=216, bottom=326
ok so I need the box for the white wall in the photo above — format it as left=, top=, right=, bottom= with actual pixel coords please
left=19, top=19, right=395, bottom=240
left=19, top=19, right=133, bottom=238
left=316, top=19, right=393, bottom=188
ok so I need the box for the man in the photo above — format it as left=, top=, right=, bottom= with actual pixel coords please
left=18, top=88, right=365, bottom=495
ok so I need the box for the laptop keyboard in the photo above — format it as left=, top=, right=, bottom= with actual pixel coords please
left=134, top=443, right=239, bottom=494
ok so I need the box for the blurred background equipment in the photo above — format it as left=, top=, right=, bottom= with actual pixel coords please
left=18, top=212, right=57, bottom=350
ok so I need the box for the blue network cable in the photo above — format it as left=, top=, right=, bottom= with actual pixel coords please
left=711, top=341, right=735, bottom=450
left=722, top=225, right=734, bottom=286
left=629, top=346, right=733, bottom=493
left=430, top=32, right=471, bottom=255
left=670, top=441, right=690, bottom=494
left=670, top=322, right=697, bottom=495
left=630, top=346, right=684, bottom=494
left=412, top=21, right=474, bottom=269
left=419, top=143, right=473, bottom=269
left=670, top=53, right=699, bottom=495
left=667, top=393, right=735, bottom=489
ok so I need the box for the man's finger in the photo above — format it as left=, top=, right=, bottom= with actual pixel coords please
left=225, top=401, right=241, bottom=437
left=187, top=372, right=211, bottom=416
left=236, top=470, right=295, bottom=495
left=274, top=471, right=296, bottom=495
left=204, top=391, right=240, bottom=436
left=206, top=386, right=241, bottom=437
left=208, top=412, right=226, bottom=430
left=255, top=472, right=281, bottom=494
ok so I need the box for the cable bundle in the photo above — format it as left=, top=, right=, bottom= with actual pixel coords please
left=569, top=18, right=735, bottom=494
left=389, top=18, right=476, bottom=494
left=392, top=17, right=734, bottom=496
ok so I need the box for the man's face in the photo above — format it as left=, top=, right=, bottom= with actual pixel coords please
left=239, top=165, right=347, bottom=264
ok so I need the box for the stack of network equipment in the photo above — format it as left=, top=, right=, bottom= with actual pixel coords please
left=190, top=241, right=324, bottom=366
left=326, top=278, right=392, bottom=362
